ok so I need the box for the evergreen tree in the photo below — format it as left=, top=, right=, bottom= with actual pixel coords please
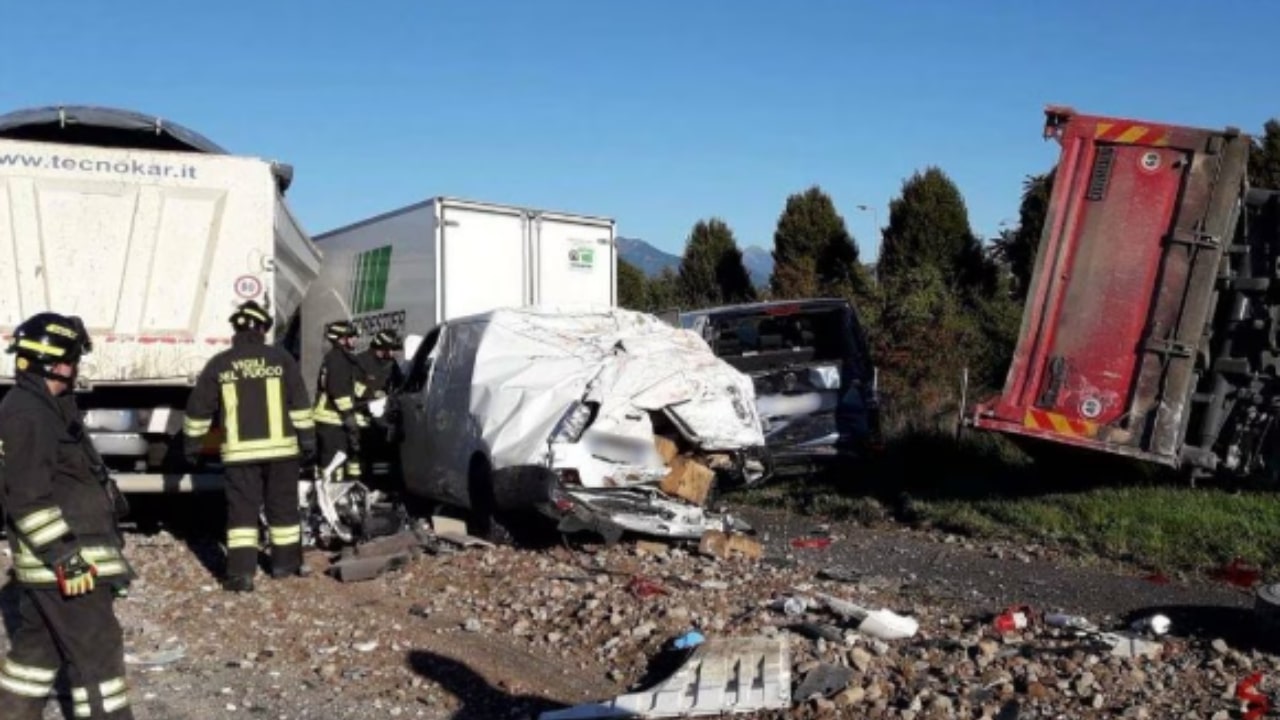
left=677, top=218, right=756, bottom=307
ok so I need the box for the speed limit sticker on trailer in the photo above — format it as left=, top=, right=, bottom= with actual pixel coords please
left=234, top=275, right=263, bottom=299
left=1140, top=151, right=1162, bottom=172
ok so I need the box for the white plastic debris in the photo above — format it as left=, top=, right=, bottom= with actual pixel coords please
left=1130, top=614, right=1171, bottom=636
left=539, top=636, right=790, bottom=719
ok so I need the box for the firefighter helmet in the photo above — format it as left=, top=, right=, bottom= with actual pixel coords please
left=325, top=320, right=358, bottom=343
left=7, top=312, right=92, bottom=380
left=370, top=330, right=401, bottom=351
left=229, top=300, right=273, bottom=333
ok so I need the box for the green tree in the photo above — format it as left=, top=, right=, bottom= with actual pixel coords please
left=770, top=186, right=871, bottom=300
left=677, top=218, right=756, bottom=308
left=993, top=169, right=1055, bottom=300
left=877, top=167, right=985, bottom=292
left=1250, top=119, right=1280, bottom=189
left=617, top=258, right=648, bottom=310
left=646, top=268, right=683, bottom=312
left=873, top=166, right=1021, bottom=426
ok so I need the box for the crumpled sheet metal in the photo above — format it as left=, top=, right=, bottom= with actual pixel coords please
left=459, top=307, right=765, bottom=482
left=539, top=636, right=791, bottom=719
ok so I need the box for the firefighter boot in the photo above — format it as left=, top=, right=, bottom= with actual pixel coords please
left=221, top=576, right=254, bottom=593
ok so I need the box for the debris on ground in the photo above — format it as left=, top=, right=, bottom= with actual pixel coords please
left=3, top=509, right=1271, bottom=719
left=1212, top=557, right=1261, bottom=589
left=698, top=529, right=763, bottom=561
left=538, top=636, right=790, bottom=719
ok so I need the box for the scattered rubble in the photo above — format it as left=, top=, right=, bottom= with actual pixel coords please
left=0, top=510, right=1271, bottom=719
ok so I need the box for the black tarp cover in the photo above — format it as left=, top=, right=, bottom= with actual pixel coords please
left=0, top=105, right=294, bottom=192
left=0, top=105, right=227, bottom=154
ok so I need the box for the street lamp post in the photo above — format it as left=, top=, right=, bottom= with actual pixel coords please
left=854, top=204, right=879, bottom=236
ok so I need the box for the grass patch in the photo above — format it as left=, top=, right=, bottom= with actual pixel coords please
left=732, top=427, right=1280, bottom=574
left=918, top=486, right=1280, bottom=571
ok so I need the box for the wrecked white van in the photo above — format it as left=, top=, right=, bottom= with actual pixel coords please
left=392, top=307, right=770, bottom=542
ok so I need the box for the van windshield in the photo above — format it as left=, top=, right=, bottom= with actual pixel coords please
left=709, top=305, right=846, bottom=358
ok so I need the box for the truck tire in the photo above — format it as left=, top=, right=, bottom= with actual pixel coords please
left=467, top=454, right=514, bottom=546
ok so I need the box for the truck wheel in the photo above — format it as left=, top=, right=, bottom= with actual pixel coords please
left=467, top=454, right=514, bottom=546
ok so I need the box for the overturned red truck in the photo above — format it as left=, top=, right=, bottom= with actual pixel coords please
left=971, top=106, right=1280, bottom=481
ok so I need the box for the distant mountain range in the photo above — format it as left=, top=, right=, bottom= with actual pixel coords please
left=617, top=236, right=774, bottom=289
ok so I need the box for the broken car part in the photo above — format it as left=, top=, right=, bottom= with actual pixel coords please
left=539, top=636, right=790, bottom=719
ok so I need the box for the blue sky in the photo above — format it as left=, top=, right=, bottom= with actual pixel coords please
left=1, top=1, right=1276, bottom=260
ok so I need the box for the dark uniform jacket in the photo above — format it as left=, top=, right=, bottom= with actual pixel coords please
left=0, top=372, right=133, bottom=589
left=356, top=351, right=404, bottom=400
left=183, top=333, right=315, bottom=464
left=314, top=348, right=367, bottom=427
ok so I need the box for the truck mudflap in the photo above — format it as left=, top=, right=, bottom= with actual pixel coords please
left=971, top=106, right=1252, bottom=467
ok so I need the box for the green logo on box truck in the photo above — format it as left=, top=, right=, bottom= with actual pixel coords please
left=350, top=245, right=392, bottom=314
left=569, top=244, right=594, bottom=270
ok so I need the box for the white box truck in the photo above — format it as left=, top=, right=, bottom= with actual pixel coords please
left=0, top=106, right=323, bottom=493
left=299, top=197, right=617, bottom=382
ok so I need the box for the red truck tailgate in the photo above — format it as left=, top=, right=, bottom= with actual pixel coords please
left=972, top=107, right=1251, bottom=466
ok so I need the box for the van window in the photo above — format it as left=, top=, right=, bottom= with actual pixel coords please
left=401, top=327, right=442, bottom=393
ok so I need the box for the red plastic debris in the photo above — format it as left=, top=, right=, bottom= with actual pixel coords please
left=1143, top=572, right=1171, bottom=585
left=1236, top=672, right=1270, bottom=720
left=992, top=604, right=1034, bottom=634
left=789, top=537, right=833, bottom=550
left=627, top=575, right=668, bottom=598
left=1212, top=558, right=1261, bottom=589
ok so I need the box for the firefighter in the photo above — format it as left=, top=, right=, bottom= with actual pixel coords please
left=356, top=330, right=405, bottom=486
left=312, top=320, right=365, bottom=484
left=358, top=330, right=405, bottom=397
left=0, top=312, right=136, bottom=720
left=182, top=300, right=315, bottom=593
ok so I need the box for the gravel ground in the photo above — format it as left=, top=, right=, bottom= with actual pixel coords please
left=1, top=503, right=1273, bottom=720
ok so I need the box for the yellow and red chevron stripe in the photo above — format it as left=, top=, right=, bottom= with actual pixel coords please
left=1023, top=408, right=1099, bottom=438
left=1094, top=121, right=1170, bottom=147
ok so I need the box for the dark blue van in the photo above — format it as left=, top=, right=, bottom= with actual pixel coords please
left=677, top=299, right=880, bottom=472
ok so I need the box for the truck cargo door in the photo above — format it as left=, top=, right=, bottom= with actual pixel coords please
left=973, top=108, right=1251, bottom=466
left=1028, top=141, right=1187, bottom=435
left=440, top=203, right=528, bottom=318
left=534, top=216, right=616, bottom=308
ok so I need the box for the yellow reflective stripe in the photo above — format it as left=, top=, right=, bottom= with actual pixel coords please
left=269, top=525, right=301, bottom=545
left=100, top=677, right=126, bottom=697
left=354, top=381, right=368, bottom=397
left=220, top=382, right=240, bottom=446
left=15, top=567, right=56, bottom=583
left=313, top=408, right=342, bottom=425
left=80, top=546, right=124, bottom=563
left=183, top=416, right=212, bottom=436
left=3, top=660, right=55, bottom=684
left=45, top=323, right=77, bottom=340
left=104, top=693, right=129, bottom=714
left=346, top=462, right=362, bottom=477
left=74, top=702, right=91, bottom=718
left=290, top=409, right=314, bottom=430
left=16, top=507, right=63, bottom=534
left=1, top=673, right=52, bottom=698
left=16, top=339, right=64, bottom=357
left=227, top=527, right=258, bottom=549
left=242, top=307, right=269, bottom=323
left=94, top=561, right=128, bottom=576
left=222, top=444, right=300, bottom=463
left=333, top=396, right=354, bottom=411
left=72, top=687, right=88, bottom=701
left=27, top=518, right=71, bottom=547
left=266, top=376, right=284, bottom=441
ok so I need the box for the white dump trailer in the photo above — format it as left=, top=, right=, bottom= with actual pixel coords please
left=300, top=197, right=617, bottom=382
left=0, top=106, right=322, bottom=493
